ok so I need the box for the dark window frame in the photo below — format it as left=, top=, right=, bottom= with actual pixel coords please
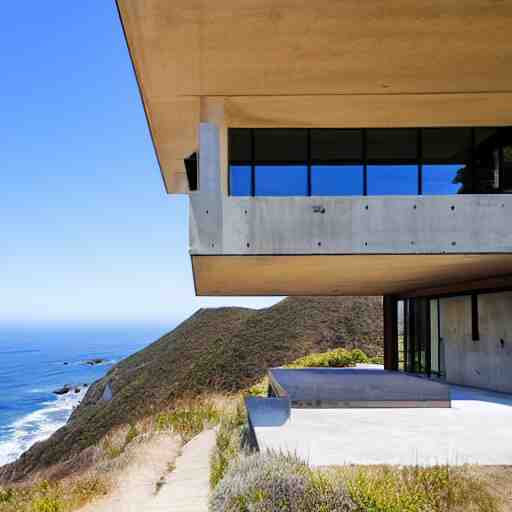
left=228, top=127, right=510, bottom=197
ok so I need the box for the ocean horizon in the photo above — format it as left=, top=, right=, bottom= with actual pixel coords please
left=0, top=323, right=170, bottom=466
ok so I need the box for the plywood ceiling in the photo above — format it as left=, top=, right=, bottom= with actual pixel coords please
left=116, top=1, right=512, bottom=192
left=192, top=254, right=512, bottom=296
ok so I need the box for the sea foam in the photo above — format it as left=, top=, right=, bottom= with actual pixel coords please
left=0, top=389, right=85, bottom=466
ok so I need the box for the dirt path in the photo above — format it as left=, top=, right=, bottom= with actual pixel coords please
left=151, top=429, right=216, bottom=511
left=78, top=429, right=215, bottom=512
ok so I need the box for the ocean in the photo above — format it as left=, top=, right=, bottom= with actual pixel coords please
left=0, top=324, right=168, bottom=466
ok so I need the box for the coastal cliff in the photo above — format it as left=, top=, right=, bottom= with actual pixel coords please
left=0, top=296, right=383, bottom=482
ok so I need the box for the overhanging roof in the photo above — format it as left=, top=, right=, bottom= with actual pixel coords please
left=116, top=1, right=512, bottom=194
left=192, top=254, right=512, bottom=296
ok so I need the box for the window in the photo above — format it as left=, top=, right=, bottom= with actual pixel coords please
left=255, top=165, right=308, bottom=196
left=367, top=165, right=418, bottom=195
left=310, top=129, right=362, bottom=161
left=229, top=128, right=252, bottom=162
left=422, top=165, right=463, bottom=195
left=367, top=129, right=417, bottom=161
left=422, top=128, right=471, bottom=194
left=254, top=129, right=308, bottom=162
left=397, top=300, right=406, bottom=371
left=502, top=130, right=512, bottom=192
left=311, top=165, right=363, bottom=196
left=229, top=165, right=252, bottom=196
left=228, top=127, right=512, bottom=196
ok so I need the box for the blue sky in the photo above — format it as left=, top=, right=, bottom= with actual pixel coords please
left=0, top=2, right=279, bottom=326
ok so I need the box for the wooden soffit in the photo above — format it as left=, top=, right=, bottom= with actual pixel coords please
left=116, top=1, right=512, bottom=193
left=192, top=254, right=512, bottom=296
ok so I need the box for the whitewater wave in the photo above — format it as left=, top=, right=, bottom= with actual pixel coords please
left=0, top=389, right=85, bottom=466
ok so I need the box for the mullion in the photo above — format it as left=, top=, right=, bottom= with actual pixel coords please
left=251, top=128, right=255, bottom=197
left=418, top=128, right=423, bottom=195
left=363, top=129, right=368, bottom=196
left=307, top=128, right=312, bottom=196
left=499, top=127, right=505, bottom=193
left=470, top=127, right=475, bottom=194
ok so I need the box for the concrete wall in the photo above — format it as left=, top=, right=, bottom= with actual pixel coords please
left=191, top=123, right=512, bottom=256
left=440, top=291, right=512, bottom=393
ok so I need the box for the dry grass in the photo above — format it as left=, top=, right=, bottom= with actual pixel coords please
left=0, top=476, right=109, bottom=512
left=338, top=465, right=500, bottom=512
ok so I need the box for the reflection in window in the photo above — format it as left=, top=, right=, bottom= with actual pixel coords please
left=229, top=128, right=252, bottom=161
left=227, top=127, right=512, bottom=196
left=422, top=165, right=463, bottom=195
left=503, top=144, right=512, bottom=192
left=311, top=129, right=363, bottom=161
left=423, top=128, right=472, bottom=194
left=229, top=165, right=252, bottom=196
left=367, top=165, right=418, bottom=195
left=367, top=129, right=417, bottom=161
left=254, top=165, right=308, bottom=196
left=311, top=165, right=363, bottom=196
left=254, top=129, right=308, bottom=162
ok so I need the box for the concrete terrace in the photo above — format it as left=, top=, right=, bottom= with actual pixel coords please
left=248, top=369, right=512, bottom=466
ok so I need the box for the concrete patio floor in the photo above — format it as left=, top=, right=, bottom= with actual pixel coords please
left=252, top=385, right=512, bottom=466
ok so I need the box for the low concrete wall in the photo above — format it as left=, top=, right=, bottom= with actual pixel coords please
left=269, top=368, right=451, bottom=408
left=441, top=291, right=512, bottom=393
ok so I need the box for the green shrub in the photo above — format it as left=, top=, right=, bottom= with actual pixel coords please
left=344, top=465, right=499, bottom=512
left=32, top=496, right=60, bottom=512
left=246, top=378, right=268, bottom=397
left=285, top=348, right=373, bottom=370
left=210, top=401, right=248, bottom=490
left=210, top=452, right=357, bottom=512
left=349, top=349, right=369, bottom=364
left=125, top=423, right=139, bottom=446
left=0, top=477, right=107, bottom=512
left=103, top=439, right=123, bottom=460
left=0, top=487, right=15, bottom=503
left=247, top=348, right=381, bottom=397
left=156, top=398, right=221, bottom=441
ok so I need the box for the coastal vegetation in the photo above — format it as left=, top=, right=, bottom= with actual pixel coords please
left=1, top=296, right=510, bottom=510
left=210, top=452, right=501, bottom=512
left=0, top=296, right=383, bottom=482
left=0, top=477, right=108, bottom=512
left=1, top=343, right=511, bottom=510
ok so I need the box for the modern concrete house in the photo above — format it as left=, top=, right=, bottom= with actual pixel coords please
left=116, top=1, right=512, bottom=395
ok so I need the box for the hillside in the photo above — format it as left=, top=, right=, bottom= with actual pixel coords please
left=0, top=296, right=383, bottom=482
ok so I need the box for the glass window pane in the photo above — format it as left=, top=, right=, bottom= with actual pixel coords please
left=228, top=129, right=252, bottom=162
left=423, top=128, right=472, bottom=193
left=473, top=128, right=499, bottom=193
left=254, top=129, right=308, bottom=162
left=423, top=165, right=464, bottom=195
left=229, top=165, right=252, bottom=196
left=311, top=165, right=363, bottom=196
left=255, top=165, right=308, bottom=196
left=367, top=129, right=417, bottom=161
left=504, top=141, right=512, bottom=192
left=310, top=129, right=362, bottom=161
left=367, top=165, right=418, bottom=195
left=423, top=128, right=471, bottom=162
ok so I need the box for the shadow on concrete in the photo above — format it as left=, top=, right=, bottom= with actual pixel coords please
left=450, top=385, right=512, bottom=407
left=245, top=397, right=290, bottom=427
